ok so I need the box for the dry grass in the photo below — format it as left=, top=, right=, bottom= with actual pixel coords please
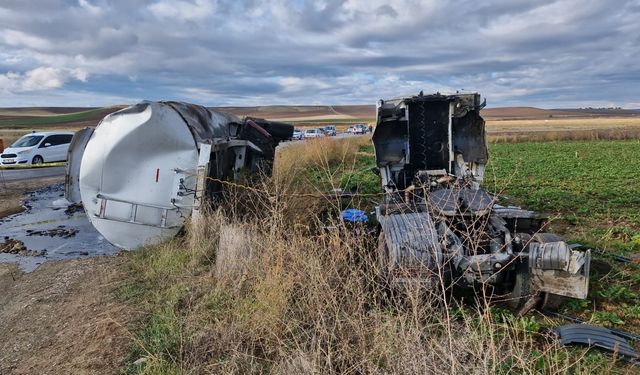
left=276, top=136, right=366, bottom=172
left=122, top=137, right=632, bottom=374
left=486, top=117, right=640, bottom=131
left=488, top=126, right=640, bottom=143
left=486, top=117, right=640, bottom=143
left=269, top=136, right=370, bottom=225
left=175, top=213, right=578, bottom=374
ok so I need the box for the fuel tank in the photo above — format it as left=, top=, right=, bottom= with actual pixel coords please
left=66, top=101, right=292, bottom=249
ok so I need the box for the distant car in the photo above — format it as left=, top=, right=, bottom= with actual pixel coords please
left=1, top=131, right=74, bottom=165
left=304, top=129, right=324, bottom=138
left=323, top=125, right=337, bottom=136
left=292, top=128, right=304, bottom=140
left=353, top=124, right=368, bottom=134
left=346, top=126, right=355, bottom=134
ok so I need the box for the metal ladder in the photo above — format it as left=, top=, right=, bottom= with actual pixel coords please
left=95, top=193, right=177, bottom=228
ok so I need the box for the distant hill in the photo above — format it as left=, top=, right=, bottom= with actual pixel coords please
left=483, top=107, right=640, bottom=120
left=212, top=105, right=375, bottom=121
left=551, top=108, right=640, bottom=116
left=0, top=104, right=637, bottom=129
left=217, top=105, right=639, bottom=121
left=0, top=107, right=123, bottom=128
left=0, top=107, right=99, bottom=117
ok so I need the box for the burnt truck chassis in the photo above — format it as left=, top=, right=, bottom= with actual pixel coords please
left=372, top=92, right=590, bottom=311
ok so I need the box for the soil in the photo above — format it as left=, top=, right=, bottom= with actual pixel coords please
left=0, top=177, right=137, bottom=374
left=0, top=256, right=137, bottom=374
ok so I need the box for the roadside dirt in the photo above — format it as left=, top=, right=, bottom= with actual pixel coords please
left=0, top=176, right=63, bottom=218
left=0, top=256, right=137, bottom=374
left=0, top=178, right=138, bottom=374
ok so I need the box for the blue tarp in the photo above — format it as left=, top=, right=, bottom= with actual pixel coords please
left=341, top=208, right=368, bottom=223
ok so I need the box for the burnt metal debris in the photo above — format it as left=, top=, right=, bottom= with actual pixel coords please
left=555, top=324, right=640, bottom=364
left=373, top=92, right=591, bottom=311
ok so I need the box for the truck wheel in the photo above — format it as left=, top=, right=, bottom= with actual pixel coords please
left=531, top=232, right=566, bottom=311
left=505, top=262, right=532, bottom=310
left=540, top=293, right=564, bottom=311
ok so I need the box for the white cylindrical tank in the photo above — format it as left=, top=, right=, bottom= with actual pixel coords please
left=70, top=100, right=292, bottom=250
left=79, top=102, right=201, bottom=249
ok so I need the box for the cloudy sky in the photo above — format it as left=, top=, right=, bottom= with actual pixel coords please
left=0, top=0, right=638, bottom=108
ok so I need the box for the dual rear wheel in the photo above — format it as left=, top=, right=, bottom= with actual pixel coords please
left=506, top=233, right=565, bottom=311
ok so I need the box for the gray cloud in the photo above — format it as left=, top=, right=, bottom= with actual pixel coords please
left=0, top=0, right=638, bottom=107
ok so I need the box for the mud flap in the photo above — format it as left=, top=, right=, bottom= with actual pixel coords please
left=529, top=241, right=590, bottom=299
left=556, top=324, right=640, bottom=363
left=377, top=211, right=443, bottom=286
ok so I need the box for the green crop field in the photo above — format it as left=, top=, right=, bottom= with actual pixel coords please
left=485, top=140, right=640, bottom=243
left=0, top=108, right=110, bottom=127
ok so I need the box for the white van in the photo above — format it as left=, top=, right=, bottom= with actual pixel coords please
left=1, top=131, right=75, bottom=165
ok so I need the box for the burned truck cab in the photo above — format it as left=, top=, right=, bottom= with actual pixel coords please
left=374, top=92, right=487, bottom=191
left=373, top=92, right=590, bottom=311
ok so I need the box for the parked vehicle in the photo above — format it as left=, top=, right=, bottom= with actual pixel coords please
left=292, top=128, right=304, bottom=140
left=304, top=128, right=324, bottom=138
left=0, top=131, right=74, bottom=165
left=323, top=125, right=337, bottom=136
left=346, top=126, right=355, bottom=134
left=353, top=124, right=368, bottom=134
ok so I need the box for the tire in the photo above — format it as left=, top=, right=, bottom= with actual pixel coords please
left=32, top=155, right=44, bottom=165
left=505, top=262, right=532, bottom=310
left=531, top=232, right=566, bottom=311
left=539, top=293, right=564, bottom=311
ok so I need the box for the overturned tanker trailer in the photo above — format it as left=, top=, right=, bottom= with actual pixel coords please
left=65, top=101, right=292, bottom=250
left=373, top=92, right=590, bottom=311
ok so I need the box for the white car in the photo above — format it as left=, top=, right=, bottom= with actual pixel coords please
left=323, top=125, right=337, bottom=136
left=353, top=124, right=368, bottom=134
left=1, top=131, right=74, bottom=165
left=303, top=129, right=324, bottom=138
left=292, top=129, right=304, bottom=140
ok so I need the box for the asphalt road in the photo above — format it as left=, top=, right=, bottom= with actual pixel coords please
left=0, top=166, right=65, bottom=182
left=280, top=132, right=368, bottom=148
